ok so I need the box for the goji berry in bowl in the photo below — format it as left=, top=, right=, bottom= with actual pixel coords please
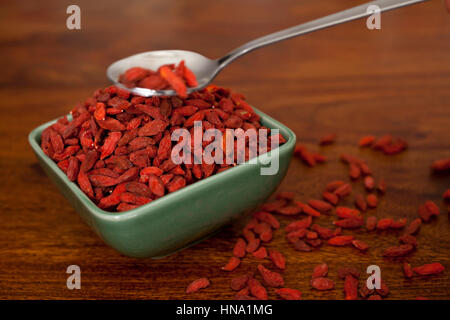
left=28, top=93, right=296, bottom=258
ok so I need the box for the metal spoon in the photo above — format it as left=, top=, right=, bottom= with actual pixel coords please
left=107, top=0, right=428, bottom=97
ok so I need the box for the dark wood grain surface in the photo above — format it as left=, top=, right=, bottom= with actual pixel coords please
left=0, top=0, right=449, bottom=300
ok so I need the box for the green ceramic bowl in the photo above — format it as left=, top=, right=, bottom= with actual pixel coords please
left=28, top=108, right=296, bottom=258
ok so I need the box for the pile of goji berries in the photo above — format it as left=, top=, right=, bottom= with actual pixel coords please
left=186, top=134, right=448, bottom=299
left=119, top=60, right=198, bottom=98
left=40, top=84, right=285, bottom=212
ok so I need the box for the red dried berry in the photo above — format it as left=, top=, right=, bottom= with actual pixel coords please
left=308, top=199, right=333, bottom=213
left=252, top=246, right=267, bottom=259
left=276, top=205, right=302, bottom=216
left=322, top=191, right=339, bottom=206
left=311, top=277, right=335, bottom=291
left=364, top=176, right=375, bottom=191
left=328, top=235, right=354, bottom=246
left=366, top=194, right=378, bottom=208
left=377, top=218, right=394, bottom=230
left=312, top=263, right=328, bottom=279
left=257, top=264, right=284, bottom=288
left=352, top=239, right=369, bottom=251
left=344, top=275, right=359, bottom=300
left=325, top=180, right=345, bottom=192
left=406, top=218, right=422, bottom=235
left=268, top=249, right=286, bottom=270
left=398, top=234, right=418, bottom=247
left=338, top=267, right=360, bottom=279
left=244, top=235, right=260, bottom=252
left=359, top=135, right=376, bottom=147
left=382, top=244, right=414, bottom=257
left=293, top=239, right=312, bottom=252
left=253, top=211, right=280, bottom=229
left=311, top=224, right=334, bottom=239
left=233, top=238, right=247, bottom=258
left=248, top=278, right=268, bottom=300
left=333, top=218, right=364, bottom=229
left=431, top=158, right=450, bottom=172
left=276, top=191, right=295, bottom=200
left=230, top=274, right=250, bottom=291
left=413, top=263, right=445, bottom=276
left=186, top=277, right=210, bottom=294
left=334, top=183, right=352, bottom=198
left=366, top=216, right=377, bottom=231
left=300, top=203, right=321, bottom=217
left=354, top=194, right=367, bottom=212
left=285, top=216, right=312, bottom=232
left=319, top=133, right=336, bottom=146
left=403, top=262, right=414, bottom=279
left=222, top=257, right=241, bottom=271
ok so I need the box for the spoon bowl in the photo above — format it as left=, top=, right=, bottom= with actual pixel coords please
left=106, top=50, right=219, bottom=97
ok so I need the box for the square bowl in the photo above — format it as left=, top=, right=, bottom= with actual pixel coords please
left=29, top=107, right=296, bottom=258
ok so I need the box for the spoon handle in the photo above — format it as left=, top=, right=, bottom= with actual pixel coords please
left=218, top=0, right=428, bottom=67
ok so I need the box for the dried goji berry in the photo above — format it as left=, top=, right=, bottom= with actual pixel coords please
left=322, top=191, right=339, bottom=206
left=233, top=238, right=247, bottom=258
left=406, top=218, right=422, bottom=235
left=186, top=277, right=210, bottom=294
left=312, top=263, right=328, bottom=279
left=413, top=263, right=444, bottom=275
left=276, top=205, right=302, bottom=216
left=285, top=216, right=312, bottom=232
left=355, top=194, right=367, bottom=212
left=268, top=249, right=286, bottom=270
left=328, top=235, right=354, bottom=246
left=338, top=267, right=360, bottom=279
left=248, top=278, right=268, bottom=300
left=344, top=275, right=359, bottom=300
left=403, top=262, right=413, bottom=279
left=253, top=211, right=280, bottom=229
left=382, top=244, right=414, bottom=257
left=359, top=135, right=376, bottom=147
left=311, top=277, right=334, bottom=291
left=252, top=246, right=267, bottom=259
left=308, top=199, right=332, bottom=213
left=222, top=257, right=241, bottom=271
left=366, top=216, right=377, bottom=231
left=319, top=133, right=336, bottom=146
left=230, top=274, right=250, bottom=291
left=377, top=218, right=394, bottom=230
left=351, top=239, right=369, bottom=251
left=366, top=194, right=378, bottom=208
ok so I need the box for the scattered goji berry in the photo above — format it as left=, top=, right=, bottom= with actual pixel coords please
left=257, top=264, right=284, bottom=287
left=233, top=238, right=247, bottom=258
left=312, top=263, right=328, bottom=279
left=222, top=257, right=241, bottom=271
left=248, top=278, right=268, bottom=300
left=413, top=263, right=445, bottom=276
left=328, top=235, right=354, bottom=246
left=344, top=275, right=359, bottom=300
left=311, top=277, right=335, bottom=291
left=275, top=288, right=302, bottom=300
left=186, top=277, right=210, bottom=294
left=268, top=249, right=286, bottom=270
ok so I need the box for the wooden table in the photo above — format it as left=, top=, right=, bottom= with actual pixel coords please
left=0, top=0, right=449, bottom=300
